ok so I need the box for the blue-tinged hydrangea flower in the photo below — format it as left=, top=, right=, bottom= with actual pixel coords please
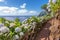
left=15, top=27, right=21, bottom=33
left=0, top=27, right=9, bottom=33
left=13, top=35, right=19, bottom=40
left=0, top=23, right=4, bottom=28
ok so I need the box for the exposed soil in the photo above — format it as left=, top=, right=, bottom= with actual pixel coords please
left=35, top=18, right=60, bottom=40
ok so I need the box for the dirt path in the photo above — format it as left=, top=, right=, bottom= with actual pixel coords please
left=35, top=18, right=60, bottom=40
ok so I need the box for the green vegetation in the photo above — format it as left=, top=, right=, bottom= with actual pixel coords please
left=0, top=0, right=60, bottom=40
left=41, top=4, right=48, bottom=12
left=0, top=13, right=52, bottom=40
left=50, top=0, right=60, bottom=13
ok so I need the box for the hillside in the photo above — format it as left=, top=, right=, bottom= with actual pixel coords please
left=35, top=15, right=60, bottom=40
left=35, top=2, right=60, bottom=39
left=21, top=11, right=60, bottom=40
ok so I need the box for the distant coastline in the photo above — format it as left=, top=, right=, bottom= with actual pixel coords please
left=0, top=16, right=35, bottom=22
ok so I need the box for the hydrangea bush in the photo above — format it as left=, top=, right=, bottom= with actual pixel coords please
left=0, top=13, right=53, bottom=40
left=0, top=18, right=23, bottom=40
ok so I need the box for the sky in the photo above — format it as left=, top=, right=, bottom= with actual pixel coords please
left=0, top=0, right=48, bottom=16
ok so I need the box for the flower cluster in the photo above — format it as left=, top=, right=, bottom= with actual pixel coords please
left=0, top=17, right=38, bottom=40
left=0, top=15, right=52, bottom=40
left=0, top=18, right=24, bottom=40
left=0, top=23, right=24, bottom=40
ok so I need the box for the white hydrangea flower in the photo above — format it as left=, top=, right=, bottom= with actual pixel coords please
left=20, top=32, right=24, bottom=36
left=5, top=21, right=9, bottom=24
left=0, top=27, right=9, bottom=33
left=13, top=35, right=19, bottom=40
left=24, top=23, right=29, bottom=29
left=32, top=22, right=36, bottom=26
left=22, top=24, right=25, bottom=26
left=28, top=22, right=36, bottom=30
left=48, top=8, right=51, bottom=12
left=24, top=26, right=28, bottom=29
left=32, top=22, right=36, bottom=28
left=10, top=23, right=15, bottom=27
left=15, top=27, right=21, bottom=33
left=52, top=0, right=56, bottom=4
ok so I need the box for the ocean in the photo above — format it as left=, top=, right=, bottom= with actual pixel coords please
left=0, top=16, right=32, bottom=22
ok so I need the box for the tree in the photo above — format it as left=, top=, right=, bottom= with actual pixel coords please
left=41, top=4, right=48, bottom=11
left=38, top=11, right=48, bottom=16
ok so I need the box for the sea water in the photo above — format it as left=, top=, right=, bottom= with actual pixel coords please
left=0, top=16, right=31, bottom=22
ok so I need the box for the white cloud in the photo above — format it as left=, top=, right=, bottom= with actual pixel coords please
left=0, top=6, right=18, bottom=13
left=48, top=0, right=51, bottom=3
left=0, top=0, right=4, bottom=2
left=0, top=6, right=38, bottom=16
left=18, top=9, right=28, bottom=13
left=20, top=3, right=26, bottom=9
left=29, top=11, right=37, bottom=13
